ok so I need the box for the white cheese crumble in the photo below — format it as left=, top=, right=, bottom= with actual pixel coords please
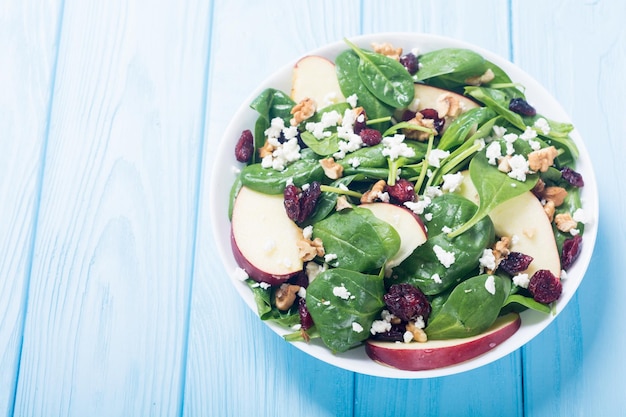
left=424, top=213, right=433, bottom=221
left=306, top=262, right=326, bottom=282
left=425, top=186, right=443, bottom=199
left=370, top=320, right=392, bottom=335
left=403, top=331, right=414, bottom=343
left=534, top=117, right=551, bottom=135
left=414, top=316, right=425, bottom=329
left=347, top=94, right=358, bottom=108
left=441, top=226, right=452, bottom=234
left=519, top=126, right=538, bottom=141
left=259, top=282, right=271, bottom=290
left=433, top=245, right=456, bottom=268
left=333, top=284, right=352, bottom=300
left=507, top=154, right=529, bottom=181
left=441, top=172, right=464, bottom=193
left=381, top=134, right=416, bottom=160
left=234, top=267, right=248, bottom=281
left=492, top=125, right=507, bottom=138
left=478, top=249, right=496, bottom=273
left=352, top=322, right=364, bottom=333
left=324, top=253, right=338, bottom=263
left=431, top=273, right=442, bottom=284
left=573, top=208, right=587, bottom=224
left=427, top=149, right=450, bottom=168
left=503, top=133, right=518, bottom=155
left=302, top=225, right=313, bottom=240
left=484, top=275, right=496, bottom=295
left=298, top=287, right=307, bottom=298
left=486, top=141, right=502, bottom=165
left=512, top=273, right=530, bottom=288
left=403, top=195, right=431, bottom=215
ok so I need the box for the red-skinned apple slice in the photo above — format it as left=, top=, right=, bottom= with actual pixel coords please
left=365, top=312, right=521, bottom=371
left=231, top=186, right=304, bottom=285
left=359, top=202, right=427, bottom=268
left=291, top=55, right=345, bottom=108
left=456, top=172, right=561, bottom=278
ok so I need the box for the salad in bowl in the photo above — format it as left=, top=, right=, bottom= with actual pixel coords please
left=210, top=33, right=597, bottom=378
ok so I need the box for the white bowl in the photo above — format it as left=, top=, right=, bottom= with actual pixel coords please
left=209, top=32, right=598, bottom=378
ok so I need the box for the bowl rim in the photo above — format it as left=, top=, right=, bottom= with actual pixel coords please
left=209, top=32, right=599, bottom=379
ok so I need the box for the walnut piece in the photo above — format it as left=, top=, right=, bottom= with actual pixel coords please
left=290, top=97, right=317, bottom=126
left=297, top=237, right=325, bottom=261
left=435, top=93, right=461, bottom=118
left=274, top=284, right=301, bottom=311
left=543, top=186, right=568, bottom=207
left=259, top=140, right=275, bottom=158
left=406, top=321, right=428, bottom=343
left=543, top=199, right=556, bottom=222
left=335, top=195, right=352, bottom=211
left=371, top=42, right=402, bottom=60
left=360, top=179, right=387, bottom=203
left=320, top=157, right=344, bottom=179
left=403, top=113, right=435, bottom=141
left=528, top=146, right=558, bottom=172
left=497, top=155, right=512, bottom=173
left=555, top=213, right=578, bottom=233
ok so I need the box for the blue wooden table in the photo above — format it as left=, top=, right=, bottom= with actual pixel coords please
left=1, top=1, right=623, bottom=416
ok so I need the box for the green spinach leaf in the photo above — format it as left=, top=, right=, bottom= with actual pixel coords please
left=306, top=268, right=385, bottom=353
left=250, top=88, right=296, bottom=126
left=240, top=158, right=324, bottom=195
left=415, top=48, right=487, bottom=88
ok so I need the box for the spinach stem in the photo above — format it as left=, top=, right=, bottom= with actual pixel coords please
left=320, top=184, right=362, bottom=198
left=366, top=116, right=392, bottom=126
left=413, top=134, right=434, bottom=194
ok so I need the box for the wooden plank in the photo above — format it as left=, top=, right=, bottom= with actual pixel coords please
left=512, top=1, right=626, bottom=415
left=183, top=1, right=360, bottom=416
left=354, top=2, right=524, bottom=416
left=0, top=1, right=62, bottom=416
left=11, top=0, right=211, bottom=415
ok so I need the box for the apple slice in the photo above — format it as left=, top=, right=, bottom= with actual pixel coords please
left=360, top=202, right=427, bottom=268
left=456, top=172, right=561, bottom=278
left=291, top=55, right=345, bottom=108
left=365, top=312, right=521, bottom=371
left=231, top=186, right=304, bottom=285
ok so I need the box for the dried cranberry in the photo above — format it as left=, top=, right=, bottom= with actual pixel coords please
left=383, top=283, right=431, bottom=323
left=371, top=323, right=406, bottom=342
left=561, top=234, right=583, bottom=270
left=499, top=252, right=534, bottom=275
left=353, top=109, right=367, bottom=134
left=360, top=128, right=382, bottom=146
left=289, top=270, right=309, bottom=288
left=386, top=179, right=416, bottom=205
left=528, top=269, right=562, bottom=304
left=298, top=298, right=314, bottom=331
left=400, top=110, right=416, bottom=122
left=508, top=98, right=536, bottom=117
left=235, top=129, right=254, bottom=162
left=419, top=108, right=445, bottom=134
left=399, top=52, right=419, bottom=75
left=283, top=182, right=321, bottom=223
left=561, top=167, right=585, bottom=188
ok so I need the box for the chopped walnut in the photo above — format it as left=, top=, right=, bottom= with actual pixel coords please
left=335, top=195, right=352, bottom=211
left=486, top=237, right=511, bottom=274
left=320, top=157, right=344, bottom=179
left=360, top=179, right=387, bottom=203
left=403, top=113, right=435, bottom=141
left=435, top=93, right=461, bottom=118
left=406, top=321, right=428, bottom=343
left=498, top=155, right=512, bottom=173
left=555, top=213, right=578, bottom=233
left=259, top=140, right=275, bottom=158
left=371, top=42, right=402, bottom=60
left=465, top=68, right=496, bottom=86
left=274, top=284, right=301, bottom=311
left=297, top=237, right=325, bottom=262
left=528, top=146, right=558, bottom=172
left=543, top=199, right=556, bottom=222
left=290, top=97, right=317, bottom=126
left=543, top=186, right=568, bottom=207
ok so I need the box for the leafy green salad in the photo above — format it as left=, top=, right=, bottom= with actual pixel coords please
left=227, top=38, right=587, bottom=358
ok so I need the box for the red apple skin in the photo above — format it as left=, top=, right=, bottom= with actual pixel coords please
left=230, top=227, right=302, bottom=286
left=365, top=313, right=521, bottom=371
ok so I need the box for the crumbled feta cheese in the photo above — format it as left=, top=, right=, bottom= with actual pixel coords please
left=324, top=253, right=338, bottom=263
left=478, top=248, right=496, bottom=272
left=573, top=208, right=587, bottom=224
left=424, top=186, right=443, bottom=199
left=381, top=134, right=416, bottom=160
left=433, top=245, right=456, bottom=268
left=441, top=226, right=452, bottom=234
left=484, top=275, right=496, bottom=295
left=520, top=126, right=538, bottom=141
left=414, top=316, right=425, bottom=329
left=403, top=331, right=414, bottom=343
left=403, top=195, right=431, bottom=215
left=333, top=284, right=352, bottom=300
left=259, top=282, right=271, bottom=290
left=427, top=149, right=450, bottom=168
left=348, top=157, right=361, bottom=168
left=512, top=273, right=530, bottom=288
left=493, top=125, right=507, bottom=138
left=352, top=322, right=364, bottom=333
left=302, top=225, right=313, bottom=240
left=347, top=94, right=358, bottom=108
left=507, top=154, right=529, bottom=181
left=234, top=267, right=248, bottom=281
left=431, top=273, right=442, bottom=284
left=561, top=270, right=568, bottom=280
left=528, top=139, right=541, bottom=151
left=377, top=191, right=390, bottom=203
left=441, top=172, right=464, bottom=193
left=298, top=287, right=307, bottom=298
left=306, top=262, right=326, bottom=282
left=503, top=133, right=518, bottom=155
left=474, top=138, right=486, bottom=151
left=370, top=319, right=392, bottom=335
left=570, top=228, right=580, bottom=236
left=486, top=141, right=502, bottom=165
left=424, top=213, right=433, bottom=221
left=534, top=117, right=551, bottom=135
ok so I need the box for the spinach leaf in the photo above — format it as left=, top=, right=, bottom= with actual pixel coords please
left=503, top=293, right=551, bottom=314
left=335, top=50, right=394, bottom=126
left=253, top=116, right=268, bottom=164
left=448, top=150, right=538, bottom=238
left=313, top=207, right=400, bottom=272
left=465, top=86, right=526, bottom=131
left=306, top=268, right=385, bottom=353
left=425, top=274, right=510, bottom=339
left=390, top=193, right=495, bottom=295
left=250, top=88, right=295, bottom=126
left=437, top=107, right=496, bottom=151
left=415, top=48, right=487, bottom=88
left=300, top=131, right=340, bottom=156
left=304, top=175, right=358, bottom=226
left=553, top=186, right=584, bottom=253
left=246, top=280, right=301, bottom=328
left=344, top=39, right=415, bottom=109
left=240, top=158, right=324, bottom=195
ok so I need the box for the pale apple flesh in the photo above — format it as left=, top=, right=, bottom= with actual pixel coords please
left=456, top=171, right=561, bottom=278
left=359, top=202, right=427, bottom=268
left=291, top=55, right=345, bottom=109
left=365, top=313, right=521, bottom=371
left=231, top=186, right=304, bottom=285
